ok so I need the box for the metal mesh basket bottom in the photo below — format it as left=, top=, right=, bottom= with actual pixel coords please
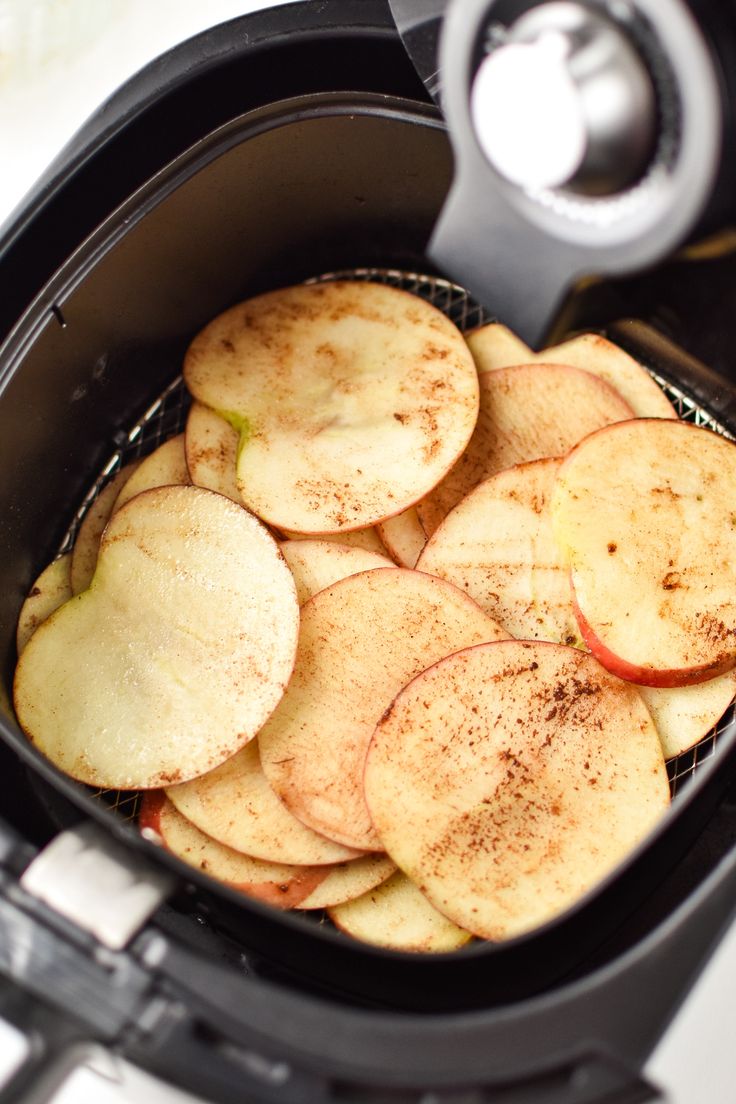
left=53, top=267, right=736, bottom=823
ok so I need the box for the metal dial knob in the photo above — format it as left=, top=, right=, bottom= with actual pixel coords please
left=470, top=1, right=658, bottom=194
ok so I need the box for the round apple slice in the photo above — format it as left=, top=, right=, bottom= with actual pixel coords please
left=113, top=434, right=190, bottom=512
left=16, top=553, right=72, bottom=655
left=416, top=363, right=634, bottom=536
left=364, top=640, right=670, bottom=941
left=15, top=486, right=299, bottom=789
left=185, top=402, right=241, bottom=503
left=468, top=327, right=675, bottom=418
left=377, top=507, right=427, bottom=568
left=167, top=740, right=360, bottom=865
left=297, top=854, right=397, bottom=910
left=139, top=792, right=328, bottom=909
left=70, top=460, right=141, bottom=594
left=259, top=568, right=508, bottom=851
left=551, top=419, right=736, bottom=686
left=418, top=458, right=580, bottom=645
left=328, top=872, right=472, bottom=951
left=183, top=281, right=479, bottom=533
left=279, top=525, right=388, bottom=557
left=280, top=539, right=394, bottom=606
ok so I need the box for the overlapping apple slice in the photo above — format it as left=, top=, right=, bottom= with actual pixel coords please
left=259, top=568, right=508, bottom=851
left=185, top=402, right=241, bottom=503
left=377, top=507, right=427, bottom=569
left=419, top=456, right=736, bottom=758
left=329, top=872, right=472, bottom=951
left=364, top=640, right=670, bottom=942
left=280, top=539, right=394, bottom=606
left=16, top=553, right=72, bottom=655
left=15, top=485, right=299, bottom=789
left=70, top=461, right=141, bottom=594
left=167, top=740, right=360, bottom=866
left=183, top=281, right=479, bottom=533
left=140, top=792, right=330, bottom=909
left=467, top=326, right=677, bottom=418
left=551, top=419, right=736, bottom=687
left=113, top=433, right=190, bottom=512
left=416, top=363, right=634, bottom=537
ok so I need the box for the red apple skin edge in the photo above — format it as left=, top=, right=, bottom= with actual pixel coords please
left=138, top=792, right=329, bottom=910
left=571, top=583, right=736, bottom=688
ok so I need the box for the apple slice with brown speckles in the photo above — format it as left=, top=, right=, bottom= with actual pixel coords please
left=183, top=281, right=479, bottom=533
left=364, top=639, right=669, bottom=941
left=16, top=554, right=73, bottom=655
left=15, top=485, right=299, bottom=789
left=113, top=434, right=190, bottom=512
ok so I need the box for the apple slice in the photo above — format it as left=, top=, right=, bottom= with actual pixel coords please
left=418, top=457, right=736, bottom=756
left=139, top=792, right=328, bottom=908
left=113, top=434, right=190, bottom=512
left=280, top=539, right=394, bottom=605
left=467, top=327, right=676, bottom=418
left=167, top=739, right=360, bottom=865
left=70, top=461, right=141, bottom=594
left=328, top=872, right=472, bottom=951
left=16, top=554, right=72, bottom=655
left=364, top=639, right=670, bottom=941
left=417, top=458, right=580, bottom=644
left=552, top=419, right=736, bottom=686
left=15, top=485, right=299, bottom=789
left=377, top=507, right=427, bottom=568
left=259, top=567, right=508, bottom=851
left=183, top=281, right=479, bottom=533
left=185, top=402, right=241, bottom=503
left=416, top=364, right=634, bottom=536
left=279, top=526, right=389, bottom=557
left=297, top=854, right=397, bottom=910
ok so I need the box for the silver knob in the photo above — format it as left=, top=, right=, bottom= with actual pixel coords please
left=470, top=1, right=658, bottom=194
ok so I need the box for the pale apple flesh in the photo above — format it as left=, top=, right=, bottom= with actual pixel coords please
left=140, top=792, right=330, bottom=909
left=552, top=419, right=736, bottom=686
left=328, top=871, right=472, bottom=951
left=183, top=281, right=480, bottom=533
left=296, top=854, right=397, bottom=910
left=16, top=553, right=72, bottom=655
left=279, top=539, right=395, bottom=606
left=279, top=526, right=389, bottom=557
left=377, top=506, right=427, bottom=568
left=258, top=567, right=508, bottom=851
left=113, top=434, right=190, bottom=513
left=185, top=402, right=241, bottom=503
left=15, top=486, right=299, bottom=789
left=70, top=461, right=141, bottom=594
left=364, top=640, right=670, bottom=941
left=417, top=363, right=634, bottom=536
left=167, top=739, right=361, bottom=866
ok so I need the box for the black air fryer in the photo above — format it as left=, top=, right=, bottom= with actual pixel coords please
left=2, top=2, right=736, bottom=1101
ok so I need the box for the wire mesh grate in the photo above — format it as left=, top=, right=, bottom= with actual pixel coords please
left=53, top=267, right=735, bottom=819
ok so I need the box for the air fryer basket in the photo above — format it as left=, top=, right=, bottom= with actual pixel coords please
left=3, top=0, right=736, bottom=1026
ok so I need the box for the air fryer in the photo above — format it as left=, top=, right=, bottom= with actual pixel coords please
left=2, top=2, right=736, bottom=1102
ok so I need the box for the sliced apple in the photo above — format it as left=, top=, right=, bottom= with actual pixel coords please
left=280, top=539, right=394, bottom=606
left=167, top=739, right=360, bottom=865
left=468, top=327, right=676, bottom=418
left=328, top=872, right=472, bottom=951
left=417, top=458, right=579, bottom=644
left=183, top=281, right=479, bottom=533
left=279, top=525, right=389, bottom=556
left=70, top=461, right=141, bottom=594
left=552, top=419, right=736, bottom=686
left=16, top=553, right=72, bottom=655
left=364, top=639, right=670, bottom=941
left=377, top=507, right=427, bottom=568
left=139, top=792, right=328, bottom=908
left=297, top=854, right=397, bottom=910
left=258, top=567, right=508, bottom=851
left=416, top=363, right=634, bottom=536
left=185, top=402, right=241, bottom=503
left=15, top=486, right=299, bottom=789
left=113, top=434, right=190, bottom=512
left=641, top=677, right=736, bottom=760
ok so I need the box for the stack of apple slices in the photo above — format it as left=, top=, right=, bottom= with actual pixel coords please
left=13, top=280, right=736, bottom=953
